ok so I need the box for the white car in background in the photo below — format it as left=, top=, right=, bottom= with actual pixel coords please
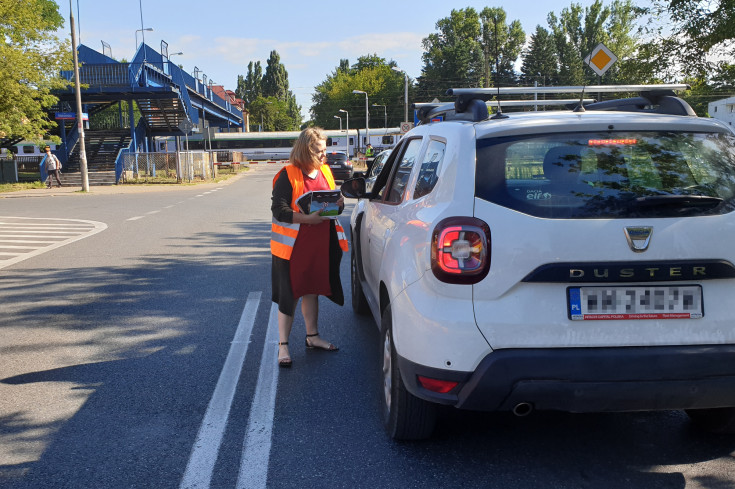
left=342, top=84, right=735, bottom=440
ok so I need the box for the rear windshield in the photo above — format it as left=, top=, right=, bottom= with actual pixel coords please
left=327, top=154, right=346, bottom=163
left=476, top=131, right=735, bottom=218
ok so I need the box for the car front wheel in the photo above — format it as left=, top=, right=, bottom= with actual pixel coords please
left=686, top=407, right=735, bottom=434
left=381, top=304, right=437, bottom=440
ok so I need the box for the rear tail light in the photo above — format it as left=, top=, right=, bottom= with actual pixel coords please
left=417, top=376, right=459, bottom=394
left=431, top=217, right=490, bottom=284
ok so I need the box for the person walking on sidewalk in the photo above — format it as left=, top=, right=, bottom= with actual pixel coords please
left=42, top=146, right=62, bottom=188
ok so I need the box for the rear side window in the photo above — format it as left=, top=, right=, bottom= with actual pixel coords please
left=414, top=139, right=446, bottom=199
left=476, top=131, right=735, bottom=218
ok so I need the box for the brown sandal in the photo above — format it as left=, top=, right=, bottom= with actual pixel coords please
left=305, top=333, right=339, bottom=352
left=278, top=341, right=292, bottom=368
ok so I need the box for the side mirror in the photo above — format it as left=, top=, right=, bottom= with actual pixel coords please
left=340, top=177, right=367, bottom=199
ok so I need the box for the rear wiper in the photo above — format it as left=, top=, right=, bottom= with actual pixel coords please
left=630, top=195, right=723, bottom=208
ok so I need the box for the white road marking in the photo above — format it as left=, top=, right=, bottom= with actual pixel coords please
left=180, top=292, right=262, bottom=489
left=127, top=216, right=144, bottom=221
left=0, top=217, right=107, bottom=270
left=237, top=303, right=279, bottom=489
left=146, top=210, right=161, bottom=215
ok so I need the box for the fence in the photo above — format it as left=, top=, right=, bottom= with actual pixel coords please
left=120, top=151, right=213, bottom=183
left=0, top=156, right=43, bottom=182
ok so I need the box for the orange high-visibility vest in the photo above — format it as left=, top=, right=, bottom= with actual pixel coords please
left=271, top=164, right=349, bottom=260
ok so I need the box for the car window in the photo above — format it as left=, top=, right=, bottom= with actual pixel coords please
left=381, top=138, right=422, bottom=204
left=476, top=131, right=735, bottom=219
left=413, top=139, right=446, bottom=199
left=369, top=152, right=389, bottom=179
left=326, top=153, right=346, bottom=163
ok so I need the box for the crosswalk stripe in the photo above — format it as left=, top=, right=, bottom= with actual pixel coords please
left=0, top=217, right=107, bottom=270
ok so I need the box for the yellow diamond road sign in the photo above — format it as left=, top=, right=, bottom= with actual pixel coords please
left=584, top=43, right=617, bottom=76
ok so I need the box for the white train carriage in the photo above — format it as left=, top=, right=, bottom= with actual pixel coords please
left=165, top=127, right=404, bottom=161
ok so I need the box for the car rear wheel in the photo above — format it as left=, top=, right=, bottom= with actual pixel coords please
left=381, top=304, right=437, bottom=440
left=351, top=249, right=370, bottom=315
left=686, top=407, right=735, bottom=434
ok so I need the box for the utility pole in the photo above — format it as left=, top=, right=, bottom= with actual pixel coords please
left=69, top=0, right=89, bottom=192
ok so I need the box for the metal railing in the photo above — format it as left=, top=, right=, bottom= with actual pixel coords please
left=115, top=120, right=147, bottom=183
left=120, top=151, right=214, bottom=183
left=2, top=156, right=44, bottom=182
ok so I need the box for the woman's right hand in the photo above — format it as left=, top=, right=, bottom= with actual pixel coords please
left=294, top=211, right=327, bottom=225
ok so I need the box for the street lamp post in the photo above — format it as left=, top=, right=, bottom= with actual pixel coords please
left=135, top=27, right=153, bottom=54
left=392, top=66, right=409, bottom=125
left=167, top=52, right=182, bottom=75
left=137, top=0, right=149, bottom=61
left=372, top=104, right=386, bottom=128
left=69, top=0, right=89, bottom=192
left=338, top=109, right=349, bottom=156
left=334, top=115, right=342, bottom=130
left=352, top=90, right=369, bottom=155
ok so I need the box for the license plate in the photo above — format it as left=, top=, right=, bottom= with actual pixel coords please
left=568, top=285, right=703, bottom=320
left=330, top=164, right=341, bottom=169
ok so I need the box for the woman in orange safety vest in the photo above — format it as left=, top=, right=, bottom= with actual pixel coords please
left=271, top=127, right=349, bottom=368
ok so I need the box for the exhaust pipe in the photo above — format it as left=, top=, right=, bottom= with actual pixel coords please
left=512, top=402, right=534, bottom=417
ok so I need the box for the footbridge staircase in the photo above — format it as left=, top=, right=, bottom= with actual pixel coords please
left=53, top=43, right=244, bottom=184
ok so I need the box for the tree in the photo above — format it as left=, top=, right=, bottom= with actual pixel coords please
left=0, top=0, right=71, bottom=144
left=311, top=55, right=408, bottom=130
left=417, top=8, right=483, bottom=100
left=547, top=0, right=643, bottom=85
left=547, top=2, right=606, bottom=85
left=337, top=59, right=350, bottom=74
left=235, top=61, right=262, bottom=107
left=236, top=51, right=301, bottom=130
left=479, top=7, right=525, bottom=86
left=262, top=50, right=289, bottom=101
left=521, top=26, right=560, bottom=86
left=250, top=96, right=293, bottom=132
left=646, top=0, right=735, bottom=76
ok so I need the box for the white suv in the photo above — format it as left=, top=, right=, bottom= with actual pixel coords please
left=341, top=85, right=735, bottom=440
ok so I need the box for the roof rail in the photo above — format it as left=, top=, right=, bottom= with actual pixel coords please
left=413, top=84, right=694, bottom=124
left=446, top=84, right=689, bottom=97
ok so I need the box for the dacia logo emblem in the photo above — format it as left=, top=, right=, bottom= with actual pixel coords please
left=624, top=226, right=653, bottom=253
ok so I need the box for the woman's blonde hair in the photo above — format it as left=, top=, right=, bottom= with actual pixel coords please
left=290, top=127, right=326, bottom=171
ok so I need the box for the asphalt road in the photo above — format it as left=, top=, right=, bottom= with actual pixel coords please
left=0, top=166, right=733, bottom=489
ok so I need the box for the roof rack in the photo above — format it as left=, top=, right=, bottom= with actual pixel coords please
left=414, top=84, right=694, bottom=124
left=446, top=84, right=689, bottom=97
left=488, top=99, right=595, bottom=107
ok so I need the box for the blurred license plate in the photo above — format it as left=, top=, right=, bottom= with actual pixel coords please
left=330, top=164, right=341, bottom=169
left=568, top=285, right=703, bottom=320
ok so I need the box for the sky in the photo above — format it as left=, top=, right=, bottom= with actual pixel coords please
left=60, top=0, right=634, bottom=120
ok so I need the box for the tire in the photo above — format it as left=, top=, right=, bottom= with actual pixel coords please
left=351, top=249, right=370, bottom=315
left=686, top=407, right=735, bottom=434
left=381, top=305, right=437, bottom=440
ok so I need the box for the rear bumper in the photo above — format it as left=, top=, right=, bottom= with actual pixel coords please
left=398, top=345, right=735, bottom=413
left=331, top=169, right=353, bottom=181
